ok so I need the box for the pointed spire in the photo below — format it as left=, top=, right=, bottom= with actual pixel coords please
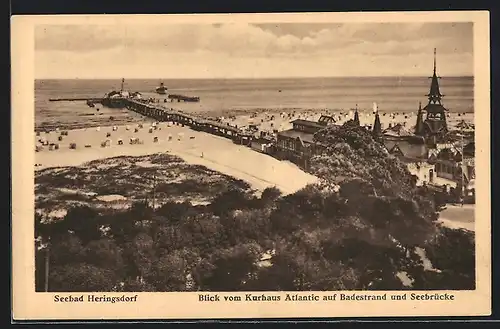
left=433, top=47, right=437, bottom=75
left=427, top=48, right=443, bottom=105
left=415, top=102, right=424, bottom=135
left=353, top=105, right=360, bottom=126
left=372, top=110, right=382, bottom=136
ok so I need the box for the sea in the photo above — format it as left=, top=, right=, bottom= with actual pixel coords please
left=35, top=76, right=474, bottom=130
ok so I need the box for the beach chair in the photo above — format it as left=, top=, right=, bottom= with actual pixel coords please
left=69, top=143, right=77, bottom=149
left=49, top=144, right=55, bottom=151
left=85, top=144, right=91, bottom=148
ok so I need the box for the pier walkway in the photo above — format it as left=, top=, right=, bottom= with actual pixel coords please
left=125, top=98, right=252, bottom=142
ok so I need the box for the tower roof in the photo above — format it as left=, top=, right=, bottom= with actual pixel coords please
left=427, top=48, right=444, bottom=104
left=372, top=112, right=382, bottom=136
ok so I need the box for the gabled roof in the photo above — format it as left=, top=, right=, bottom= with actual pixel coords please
left=384, top=140, right=428, bottom=160
left=455, top=120, right=474, bottom=130
left=290, top=119, right=326, bottom=129
left=383, top=123, right=414, bottom=137
left=389, top=144, right=405, bottom=156
left=436, top=148, right=462, bottom=162
left=277, top=129, right=316, bottom=144
left=318, top=115, right=336, bottom=125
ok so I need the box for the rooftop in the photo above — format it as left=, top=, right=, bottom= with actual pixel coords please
left=423, top=103, right=448, bottom=113
left=383, top=123, right=414, bottom=137
left=290, top=119, right=327, bottom=129
left=384, top=140, right=428, bottom=161
left=278, top=129, right=316, bottom=144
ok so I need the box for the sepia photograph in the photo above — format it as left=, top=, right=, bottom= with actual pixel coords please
left=12, top=11, right=490, bottom=319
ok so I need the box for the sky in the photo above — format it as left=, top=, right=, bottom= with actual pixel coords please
left=35, top=22, right=474, bottom=79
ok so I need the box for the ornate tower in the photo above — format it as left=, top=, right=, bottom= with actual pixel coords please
left=421, top=48, right=448, bottom=142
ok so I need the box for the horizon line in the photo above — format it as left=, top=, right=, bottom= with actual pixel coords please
left=36, top=75, right=474, bottom=80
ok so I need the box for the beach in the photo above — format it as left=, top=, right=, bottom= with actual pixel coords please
left=216, top=107, right=474, bottom=134
left=35, top=121, right=319, bottom=195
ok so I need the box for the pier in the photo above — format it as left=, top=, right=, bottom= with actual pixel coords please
left=49, top=97, right=104, bottom=102
left=125, top=98, right=252, bottom=144
left=168, top=94, right=200, bottom=102
left=45, top=95, right=253, bottom=144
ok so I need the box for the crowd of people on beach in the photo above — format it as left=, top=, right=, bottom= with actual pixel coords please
left=34, top=120, right=198, bottom=155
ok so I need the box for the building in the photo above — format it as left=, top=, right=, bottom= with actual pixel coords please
left=250, top=132, right=275, bottom=154
left=382, top=123, right=428, bottom=162
left=274, top=115, right=336, bottom=168
left=415, top=49, right=449, bottom=146
left=428, top=141, right=475, bottom=201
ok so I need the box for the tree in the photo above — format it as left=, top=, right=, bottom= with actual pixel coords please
left=261, top=186, right=282, bottom=203
left=60, top=205, right=102, bottom=244
left=422, top=226, right=475, bottom=290
left=49, top=263, right=119, bottom=292
left=148, top=249, right=200, bottom=291
left=84, top=238, right=125, bottom=272
left=155, top=201, right=194, bottom=223
left=196, top=243, right=263, bottom=291
left=209, top=188, right=250, bottom=215
left=49, top=234, right=86, bottom=266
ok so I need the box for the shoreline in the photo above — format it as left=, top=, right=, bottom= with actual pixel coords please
left=35, top=105, right=475, bottom=132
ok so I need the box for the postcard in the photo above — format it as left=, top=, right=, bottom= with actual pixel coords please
left=11, top=11, right=491, bottom=320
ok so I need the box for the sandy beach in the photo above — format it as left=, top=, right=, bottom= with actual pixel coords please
left=35, top=121, right=319, bottom=195
left=214, top=107, right=474, bottom=135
